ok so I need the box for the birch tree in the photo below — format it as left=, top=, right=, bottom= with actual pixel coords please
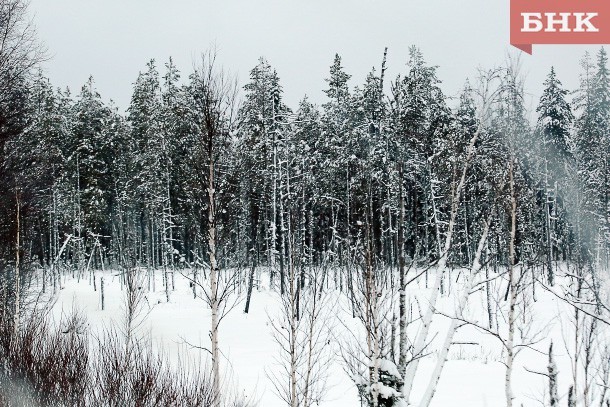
left=400, top=65, right=501, bottom=403
left=187, top=51, right=239, bottom=407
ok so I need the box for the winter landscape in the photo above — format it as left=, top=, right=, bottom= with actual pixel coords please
left=1, top=1, right=610, bottom=406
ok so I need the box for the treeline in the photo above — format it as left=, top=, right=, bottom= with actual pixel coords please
left=2, top=47, right=609, bottom=287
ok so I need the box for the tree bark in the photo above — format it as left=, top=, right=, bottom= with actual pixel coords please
left=13, top=189, right=21, bottom=339
left=208, top=151, right=220, bottom=407
left=398, top=163, right=407, bottom=378
left=420, top=217, right=492, bottom=407
left=505, top=157, right=518, bottom=407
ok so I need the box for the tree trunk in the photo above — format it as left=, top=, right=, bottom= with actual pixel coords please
left=365, top=187, right=380, bottom=407
left=419, top=218, right=492, bottom=407
left=505, top=157, right=518, bottom=407
left=208, top=152, right=221, bottom=407
left=13, top=189, right=21, bottom=340
left=548, top=342, right=558, bottom=407
left=244, top=257, right=256, bottom=314
left=289, top=239, right=298, bottom=407
left=398, top=163, right=407, bottom=378
left=544, top=166, right=554, bottom=286
left=101, top=277, right=105, bottom=310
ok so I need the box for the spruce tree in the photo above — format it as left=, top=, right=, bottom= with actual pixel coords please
left=535, top=67, right=574, bottom=281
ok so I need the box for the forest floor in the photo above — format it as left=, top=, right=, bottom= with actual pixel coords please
left=47, top=265, right=600, bottom=407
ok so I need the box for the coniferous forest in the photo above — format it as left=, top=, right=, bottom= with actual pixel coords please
left=1, top=1, right=610, bottom=406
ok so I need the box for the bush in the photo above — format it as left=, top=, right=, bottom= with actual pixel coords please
left=0, top=308, right=244, bottom=406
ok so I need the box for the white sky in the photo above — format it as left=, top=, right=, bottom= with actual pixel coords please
left=29, top=0, right=601, bottom=115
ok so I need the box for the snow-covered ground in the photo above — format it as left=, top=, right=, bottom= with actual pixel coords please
left=49, top=266, right=605, bottom=406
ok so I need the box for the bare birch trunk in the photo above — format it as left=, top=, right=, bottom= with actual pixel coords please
left=505, top=157, right=518, bottom=407
left=13, top=189, right=21, bottom=339
left=271, top=127, right=278, bottom=283
left=288, top=236, right=298, bottom=407
left=365, top=189, right=380, bottom=407
left=573, top=266, right=583, bottom=402
left=544, top=162, right=554, bottom=286
left=209, top=153, right=220, bottom=407
left=398, top=163, right=407, bottom=378
left=279, top=161, right=287, bottom=295
left=403, top=122, right=482, bottom=402
left=165, top=270, right=170, bottom=303
left=419, top=217, right=491, bottom=407
left=302, top=285, right=320, bottom=407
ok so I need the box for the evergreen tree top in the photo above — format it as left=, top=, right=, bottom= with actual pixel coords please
left=324, top=53, right=351, bottom=104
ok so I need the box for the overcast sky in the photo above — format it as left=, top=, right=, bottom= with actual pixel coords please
left=29, top=0, right=601, bottom=115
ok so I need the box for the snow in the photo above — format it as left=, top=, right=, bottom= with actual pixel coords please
left=48, top=265, right=605, bottom=406
left=353, top=375, right=367, bottom=386
left=376, top=359, right=402, bottom=380
left=371, top=382, right=400, bottom=399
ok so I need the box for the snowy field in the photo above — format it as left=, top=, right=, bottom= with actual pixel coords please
left=49, top=266, right=606, bottom=407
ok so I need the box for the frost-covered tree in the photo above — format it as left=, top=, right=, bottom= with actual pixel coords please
left=534, top=67, right=574, bottom=284
left=187, top=51, right=239, bottom=407
left=574, top=49, right=610, bottom=252
left=66, top=77, right=114, bottom=271
left=237, top=57, right=291, bottom=292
